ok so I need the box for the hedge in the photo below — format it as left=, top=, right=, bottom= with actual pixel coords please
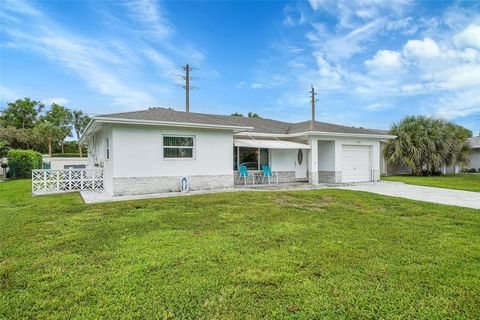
left=7, top=149, right=43, bottom=178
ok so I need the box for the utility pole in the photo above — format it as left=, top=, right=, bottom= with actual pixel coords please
left=310, top=85, right=317, bottom=130
left=182, top=64, right=193, bottom=112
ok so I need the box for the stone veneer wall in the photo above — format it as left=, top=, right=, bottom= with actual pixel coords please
left=233, top=171, right=295, bottom=184
left=113, top=174, right=234, bottom=196
left=318, top=171, right=342, bottom=183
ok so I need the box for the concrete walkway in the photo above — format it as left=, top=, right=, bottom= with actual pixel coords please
left=336, top=181, right=480, bottom=209
left=81, top=183, right=329, bottom=204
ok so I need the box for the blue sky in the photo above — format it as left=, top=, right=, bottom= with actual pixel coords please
left=1, top=0, right=479, bottom=133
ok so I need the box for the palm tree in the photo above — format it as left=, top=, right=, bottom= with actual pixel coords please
left=384, top=116, right=472, bottom=176
left=33, top=121, right=61, bottom=156
left=71, top=110, right=91, bottom=157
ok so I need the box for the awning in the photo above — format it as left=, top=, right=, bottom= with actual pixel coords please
left=234, top=138, right=310, bottom=149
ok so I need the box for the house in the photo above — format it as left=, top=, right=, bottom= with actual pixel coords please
left=466, top=135, right=480, bottom=170
left=381, top=134, right=480, bottom=176
left=78, top=108, right=394, bottom=196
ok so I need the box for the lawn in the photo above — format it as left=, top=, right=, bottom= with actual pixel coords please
left=1, top=180, right=479, bottom=319
left=382, top=174, right=480, bottom=192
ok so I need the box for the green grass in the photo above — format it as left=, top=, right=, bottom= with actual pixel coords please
left=1, top=180, right=479, bottom=319
left=382, top=174, right=480, bottom=192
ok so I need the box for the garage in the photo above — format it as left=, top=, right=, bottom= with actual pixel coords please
left=341, top=145, right=372, bottom=183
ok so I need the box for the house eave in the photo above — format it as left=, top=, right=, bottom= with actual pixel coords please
left=79, top=117, right=254, bottom=143
left=235, top=131, right=396, bottom=139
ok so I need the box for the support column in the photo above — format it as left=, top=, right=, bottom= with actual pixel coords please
left=308, top=137, right=319, bottom=184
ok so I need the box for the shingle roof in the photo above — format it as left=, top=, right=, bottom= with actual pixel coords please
left=468, top=136, right=480, bottom=148
left=99, top=107, right=388, bottom=136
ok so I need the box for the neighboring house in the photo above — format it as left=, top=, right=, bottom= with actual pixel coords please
left=466, top=135, right=480, bottom=170
left=79, top=108, right=394, bottom=196
left=42, top=155, right=88, bottom=170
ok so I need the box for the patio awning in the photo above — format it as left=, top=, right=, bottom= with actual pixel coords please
left=234, top=138, right=310, bottom=149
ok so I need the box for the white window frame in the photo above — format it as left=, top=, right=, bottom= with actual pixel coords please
left=162, top=135, right=196, bottom=160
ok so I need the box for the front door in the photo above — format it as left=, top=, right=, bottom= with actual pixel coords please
left=294, top=149, right=308, bottom=180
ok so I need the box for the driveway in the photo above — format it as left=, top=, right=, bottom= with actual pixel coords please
left=336, top=181, right=480, bottom=209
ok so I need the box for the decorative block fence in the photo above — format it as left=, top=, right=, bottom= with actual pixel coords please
left=32, top=169, right=104, bottom=195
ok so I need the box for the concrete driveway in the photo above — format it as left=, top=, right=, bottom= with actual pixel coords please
left=336, top=181, right=480, bottom=209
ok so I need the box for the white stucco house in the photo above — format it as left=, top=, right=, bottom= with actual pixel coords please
left=79, top=108, right=394, bottom=196
left=466, top=136, right=480, bottom=170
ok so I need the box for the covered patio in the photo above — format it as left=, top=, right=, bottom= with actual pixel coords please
left=233, top=137, right=311, bottom=185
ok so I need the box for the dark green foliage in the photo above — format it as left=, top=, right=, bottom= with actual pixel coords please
left=1, top=180, right=479, bottom=319
left=0, top=98, right=44, bottom=129
left=6, top=149, right=42, bottom=178
left=384, top=116, right=472, bottom=176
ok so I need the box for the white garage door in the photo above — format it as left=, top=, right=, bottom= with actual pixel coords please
left=341, top=145, right=372, bottom=183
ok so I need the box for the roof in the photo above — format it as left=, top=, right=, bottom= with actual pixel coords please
left=468, top=136, right=480, bottom=148
left=95, top=107, right=389, bottom=136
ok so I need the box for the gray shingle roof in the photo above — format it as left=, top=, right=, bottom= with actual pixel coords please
left=468, top=136, right=480, bottom=148
left=99, top=107, right=388, bottom=136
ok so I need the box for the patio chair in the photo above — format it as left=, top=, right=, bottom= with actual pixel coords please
left=237, top=165, right=255, bottom=186
left=261, top=165, right=278, bottom=184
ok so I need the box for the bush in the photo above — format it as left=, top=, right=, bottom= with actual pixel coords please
left=461, top=168, right=477, bottom=173
left=7, top=149, right=43, bottom=178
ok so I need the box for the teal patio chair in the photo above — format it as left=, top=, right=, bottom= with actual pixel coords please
left=237, top=165, right=255, bottom=186
left=261, top=165, right=278, bottom=184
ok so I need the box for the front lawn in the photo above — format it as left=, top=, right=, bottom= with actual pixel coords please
left=1, top=180, right=479, bottom=319
left=382, top=174, right=480, bottom=192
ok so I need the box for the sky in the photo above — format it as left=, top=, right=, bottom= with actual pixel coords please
left=1, top=0, right=479, bottom=134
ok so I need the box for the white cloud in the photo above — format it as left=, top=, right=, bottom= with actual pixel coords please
left=365, top=50, right=403, bottom=69
left=124, top=0, right=172, bottom=40
left=0, top=86, right=19, bottom=101
left=43, top=97, right=70, bottom=106
left=435, top=89, right=480, bottom=119
left=403, top=37, right=441, bottom=59
left=251, top=83, right=264, bottom=89
left=454, top=24, right=480, bottom=49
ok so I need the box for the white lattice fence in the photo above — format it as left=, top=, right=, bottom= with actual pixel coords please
left=32, top=169, right=104, bottom=195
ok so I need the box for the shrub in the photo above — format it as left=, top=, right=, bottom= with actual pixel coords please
left=7, top=149, right=43, bottom=178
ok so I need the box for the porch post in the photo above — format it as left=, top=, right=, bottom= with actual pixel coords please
left=308, top=137, right=319, bottom=184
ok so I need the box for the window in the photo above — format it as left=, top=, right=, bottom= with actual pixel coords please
left=105, top=138, right=110, bottom=160
left=163, top=136, right=194, bottom=159
left=235, top=147, right=269, bottom=170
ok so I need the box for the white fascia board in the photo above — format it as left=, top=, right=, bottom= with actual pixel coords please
left=235, top=131, right=396, bottom=139
left=78, top=118, right=96, bottom=145
left=79, top=117, right=253, bottom=142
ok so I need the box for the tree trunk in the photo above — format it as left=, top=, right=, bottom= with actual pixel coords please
left=48, top=140, right=52, bottom=156
left=61, top=140, right=65, bottom=154
left=78, top=143, right=83, bottom=157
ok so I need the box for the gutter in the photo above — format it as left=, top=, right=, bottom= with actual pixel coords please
left=235, top=131, right=396, bottom=139
left=78, top=117, right=254, bottom=144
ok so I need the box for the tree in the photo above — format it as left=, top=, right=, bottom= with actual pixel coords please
left=71, top=110, right=91, bottom=157
left=231, top=112, right=261, bottom=118
left=0, top=126, right=31, bottom=150
left=384, top=115, right=472, bottom=176
left=33, top=121, right=61, bottom=156
left=0, top=98, right=44, bottom=129
left=44, top=104, right=73, bottom=153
